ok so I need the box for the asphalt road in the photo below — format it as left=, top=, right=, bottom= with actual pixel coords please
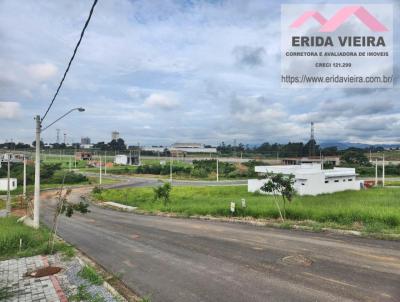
left=83, top=172, right=248, bottom=189
left=41, top=189, right=400, bottom=302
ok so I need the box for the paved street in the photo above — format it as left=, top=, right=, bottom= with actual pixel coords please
left=82, top=172, right=248, bottom=189
left=41, top=188, right=400, bottom=302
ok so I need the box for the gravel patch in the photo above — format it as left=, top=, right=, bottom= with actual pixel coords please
left=57, top=255, right=119, bottom=302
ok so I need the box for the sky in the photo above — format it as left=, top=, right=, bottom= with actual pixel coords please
left=0, top=0, right=399, bottom=146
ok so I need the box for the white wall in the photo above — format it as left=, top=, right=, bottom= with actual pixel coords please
left=0, top=178, right=17, bottom=191
left=248, top=174, right=360, bottom=196
left=114, top=155, right=128, bottom=165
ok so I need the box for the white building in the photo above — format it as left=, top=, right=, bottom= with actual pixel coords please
left=0, top=178, right=17, bottom=191
left=81, top=144, right=94, bottom=149
left=248, top=163, right=361, bottom=196
left=114, top=154, right=140, bottom=165
left=170, top=143, right=217, bottom=154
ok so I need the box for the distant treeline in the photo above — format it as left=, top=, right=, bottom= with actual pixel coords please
left=216, top=141, right=387, bottom=157
left=1, top=139, right=389, bottom=157
left=0, top=163, right=87, bottom=187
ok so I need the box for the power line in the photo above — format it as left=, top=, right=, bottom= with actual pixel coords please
left=42, top=0, right=99, bottom=122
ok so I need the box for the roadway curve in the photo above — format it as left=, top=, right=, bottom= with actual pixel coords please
left=41, top=187, right=400, bottom=302
left=82, top=172, right=247, bottom=189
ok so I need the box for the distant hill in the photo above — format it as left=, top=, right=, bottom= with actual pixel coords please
left=320, top=141, right=400, bottom=150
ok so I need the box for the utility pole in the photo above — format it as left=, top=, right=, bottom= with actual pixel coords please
left=170, top=156, right=173, bottom=183
left=104, top=151, right=107, bottom=175
left=375, top=158, right=378, bottom=186
left=6, top=155, right=11, bottom=215
left=320, top=150, right=322, bottom=170
left=216, top=158, right=219, bottom=182
left=74, top=146, right=77, bottom=169
left=99, top=156, right=102, bottom=185
left=23, top=156, right=26, bottom=200
left=382, top=154, right=385, bottom=187
left=69, top=156, right=72, bottom=172
left=33, top=115, right=41, bottom=229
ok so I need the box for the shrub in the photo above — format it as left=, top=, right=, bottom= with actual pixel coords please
left=50, top=171, right=88, bottom=184
left=153, top=183, right=172, bottom=205
left=78, top=265, right=103, bottom=285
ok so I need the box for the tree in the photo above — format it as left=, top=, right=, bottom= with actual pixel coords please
left=322, top=146, right=338, bottom=156
left=153, top=182, right=172, bottom=206
left=260, top=173, right=295, bottom=221
left=32, top=140, right=45, bottom=148
left=109, top=138, right=126, bottom=151
left=342, top=150, right=369, bottom=166
left=48, top=174, right=90, bottom=253
left=93, top=141, right=108, bottom=151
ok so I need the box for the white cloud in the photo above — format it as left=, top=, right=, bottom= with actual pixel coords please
left=0, top=0, right=398, bottom=145
left=27, top=63, right=58, bottom=81
left=144, top=93, right=179, bottom=110
left=0, top=102, right=21, bottom=119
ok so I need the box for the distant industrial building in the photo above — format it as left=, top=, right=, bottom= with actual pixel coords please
left=141, top=143, right=217, bottom=156
left=111, top=131, right=120, bottom=141
left=75, top=152, right=92, bottom=161
left=141, top=146, right=166, bottom=153
left=80, top=137, right=93, bottom=149
left=114, top=153, right=140, bottom=165
left=81, top=137, right=91, bottom=145
left=0, top=153, right=25, bottom=164
left=248, top=163, right=361, bottom=196
left=170, top=143, right=217, bottom=154
left=281, top=156, right=340, bottom=166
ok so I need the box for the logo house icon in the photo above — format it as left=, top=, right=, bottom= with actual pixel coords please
left=290, top=6, right=388, bottom=32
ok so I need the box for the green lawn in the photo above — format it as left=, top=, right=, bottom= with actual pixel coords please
left=0, top=176, right=117, bottom=197
left=94, top=186, right=400, bottom=235
left=0, top=217, right=74, bottom=260
left=1, top=183, right=85, bottom=196
left=370, top=151, right=400, bottom=161
left=385, top=181, right=400, bottom=186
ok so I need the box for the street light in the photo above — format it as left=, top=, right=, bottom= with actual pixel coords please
left=32, top=107, right=85, bottom=229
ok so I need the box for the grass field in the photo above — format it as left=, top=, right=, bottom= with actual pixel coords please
left=385, top=181, right=400, bottom=186
left=0, top=217, right=74, bottom=260
left=94, top=186, right=400, bottom=235
left=0, top=176, right=117, bottom=197
left=370, top=151, right=400, bottom=161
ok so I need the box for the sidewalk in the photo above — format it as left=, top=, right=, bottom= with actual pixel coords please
left=0, top=255, right=67, bottom=302
left=0, top=254, right=121, bottom=302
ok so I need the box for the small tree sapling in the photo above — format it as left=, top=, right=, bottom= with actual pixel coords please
left=260, top=172, right=295, bottom=221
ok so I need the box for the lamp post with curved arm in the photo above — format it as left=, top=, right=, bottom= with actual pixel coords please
left=32, top=107, right=85, bottom=229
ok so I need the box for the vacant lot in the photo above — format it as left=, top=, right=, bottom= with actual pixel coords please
left=0, top=217, right=73, bottom=260
left=94, top=186, right=400, bottom=235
